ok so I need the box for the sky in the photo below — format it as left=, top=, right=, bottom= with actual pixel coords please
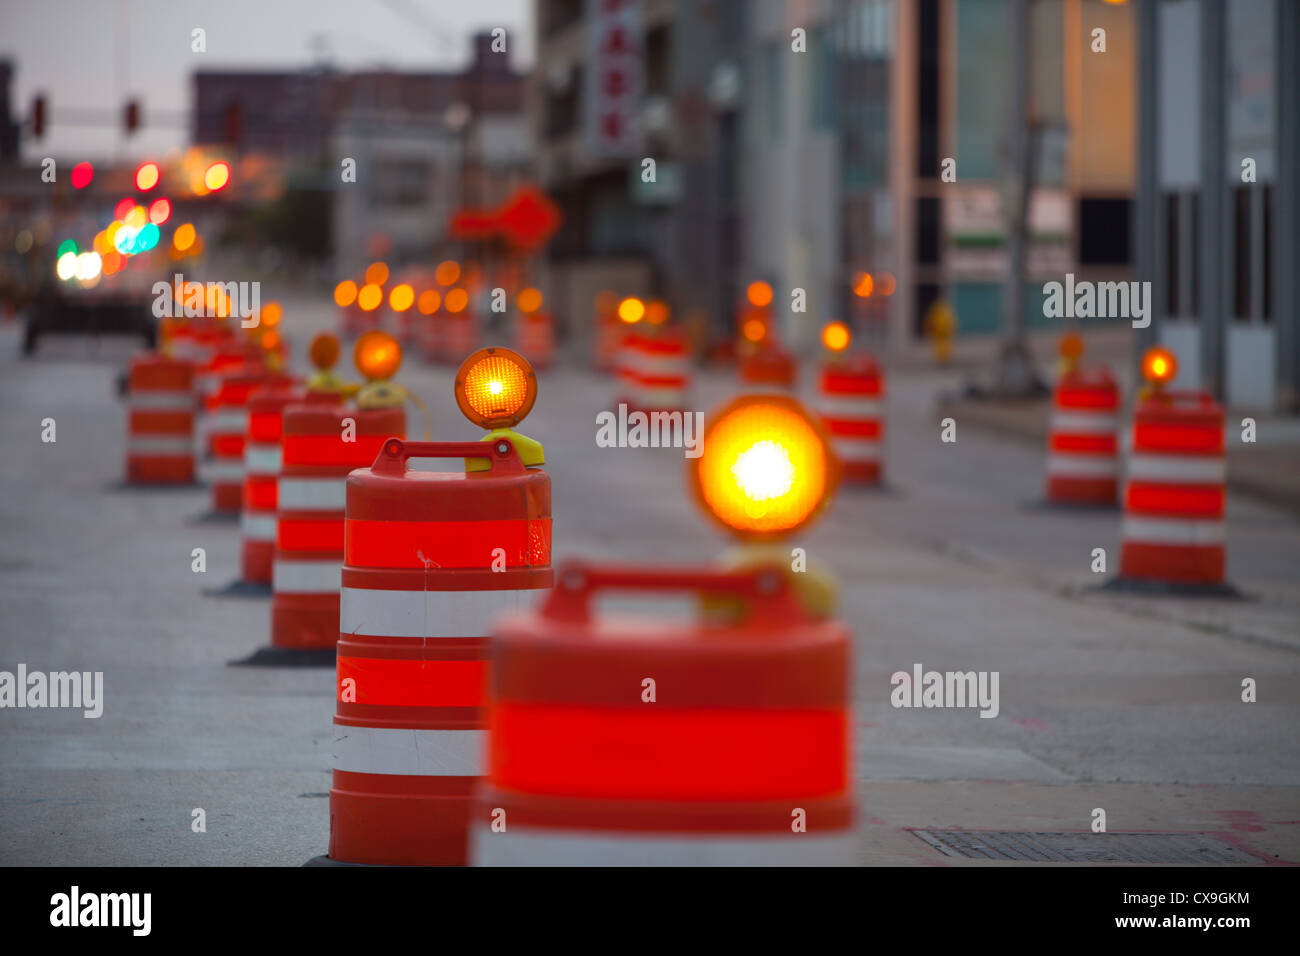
left=1, top=0, right=534, bottom=164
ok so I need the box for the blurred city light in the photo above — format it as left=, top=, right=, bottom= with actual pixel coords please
left=148, top=198, right=172, bottom=225
left=852, top=272, right=875, bottom=298
left=746, top=281, right=773, bottom=308
left=617, top=296, right=645, bottom=323
left=444, top=288, right=469, bottom=313
left=203, top=161, right=231, bottom=192
left=333, top=280, right=358, bottom=308
left=70, top=162, right=94, bottom=189
left=518, top=287, right=543, bottom=314
left=173, top=223, right=197, bottom=252
left=388, top=284, right=415, bottom=312
left=417, top=290, right=441, bottom=314
left=134, top=162, right=160, bottom=192
left=364, top=262, right=389, bottom=286
left=435, top=260, right=461, bottom=286
left=55, top=251, right=78, bottom=280
left=822, top=321, right=851, bottom=352
left=357, top=283, right=383, bottom=311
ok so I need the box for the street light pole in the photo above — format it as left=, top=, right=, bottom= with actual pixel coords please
left=993, top=0, right=1046, bottom=396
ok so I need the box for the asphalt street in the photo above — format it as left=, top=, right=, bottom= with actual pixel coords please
left=1, top=301, right=1297, bottom=866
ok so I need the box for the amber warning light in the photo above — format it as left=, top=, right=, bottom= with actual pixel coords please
left=690, top=394, right=839, bottom=539
left=455, top=347, right=538, bottom=430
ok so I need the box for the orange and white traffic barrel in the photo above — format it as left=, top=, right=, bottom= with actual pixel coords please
left=199, top=366, right=271, bottom=516
left=741, top=346, right=797, bottom=390
left=632, top=328, right=690, bottom=412
left=125, top=353, right=196, bottom=485
left=266, top=399, right=405, bottom=660
left=814, top=354, right=884, bottom=485
left=515, top=311, right=555, bottom=370
left=324, top=436, right=553, bottom=865
left=472, top=561, right=853, bottom=866
left=1118, top=391, right=1227, bottom=588
left=1044, top=366, right=1119, bottom=507
left=238, top=382, right=304, bottom=588
left=1112, top=348, right=1232, bottom=592
left=613, top=330, right=644, bottom=407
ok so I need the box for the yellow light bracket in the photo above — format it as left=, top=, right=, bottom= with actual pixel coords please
left=353, top=330, right=431, bottom=439
left=688, top=394, right=842, bottom=619
left=453, top=346, right=543, bottom=471
left=306, top=333, right=350, bottom=393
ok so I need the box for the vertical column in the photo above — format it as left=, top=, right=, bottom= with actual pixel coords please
left=1276, top=0, right=1300, bottom=409
left=1198, top=0, right=1227, bottom=398
left=1134, top=0, right=1161, bottom=358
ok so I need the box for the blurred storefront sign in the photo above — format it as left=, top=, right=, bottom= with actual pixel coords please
left=584, top=0, right=643, bottom=158
left=945, top=185, right=1072, bottom=279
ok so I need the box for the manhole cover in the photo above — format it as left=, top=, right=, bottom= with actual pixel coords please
left=911, top=830, right=1260, bottom=864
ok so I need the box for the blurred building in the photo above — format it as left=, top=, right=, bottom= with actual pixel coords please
left=1135, top=0, right=1298, bottom=411
left=741, top=0, right=1138, bottom=353
left=192, top=32, right=528, bottom=274
left=532, top=0, right=1139, bottom=355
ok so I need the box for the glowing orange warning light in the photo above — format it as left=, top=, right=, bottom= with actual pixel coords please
left=691, top=394, right=838, bottom=539
left=334, top=280, right=358, bottom=308
left=310, top=333, right=340, bottom=369
left=444, top=288, right=469, bottom=314
left=417, top=289, right=441, bottom=315
left=364, top=262, right=389, bottom=286
left=259, top=301, right=283, bottom=328
left=518, top=287, right=543, bottom=314
left=617, top=297, right=645, bottom=324
left=260, top=329, right=281, bottom=351
left=645, top=300, right=670, bottom=325
left=389, top=284, right=415, bottom=312
left=741, top=317, right=767, bottom=343
left=1060, top=332, right=1084, bottom=363
left=1141, top=346, right=1178, bottom=387
left=435, top=260, right=461, bottom=286
left=454, top=347, right=538, bottom=429
left=852, top=272, right=874, bottom=298
left=357, top=283, right=383, bottom=312
left=821, top=321, right=851, bottom=353
left=746, top=281, right=774, bottom=308
left=355, top=330, right=402, bottom=381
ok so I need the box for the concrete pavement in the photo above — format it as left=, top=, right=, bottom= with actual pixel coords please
left=1, top=304, right=1297, bottom=866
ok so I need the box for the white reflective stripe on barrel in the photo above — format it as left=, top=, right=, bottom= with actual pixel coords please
left=206, top=410, right=248, bottom=434
left=128, top=391, right=194, bottom=410
left=1046, top=454, right=1119, bottom=477
left=1121, top=516, right=1225, bottom=545
left=632, top=353, right=687, bottom=376
left=272, top=559, right=340, bottom=593
left=244, top=444, right=281, bottom=474
left=199, top=460, right=243, bottom=481
left=831, top=437, right=880, bottom=462
left=240, top=513, right=277, bottom=540
left=334, top=726, right=484, bottom=775
left=471, top=827, right=851, bottom=867
left=1050, top=411, right=1118, bottom=433
left=127, top=436, right=194, bottom=454
left=341, top=587, right=536, bottom=638
left=278, top=477, right=346, bottom=510
left=1126, top=454, right=1225, bottom=483
left=816, top=396, right=882, bottom=419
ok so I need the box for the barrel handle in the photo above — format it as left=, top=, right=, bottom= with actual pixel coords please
left=369, top=436, right=526, bottom=475
left=541, top=560, right=807, bottom=627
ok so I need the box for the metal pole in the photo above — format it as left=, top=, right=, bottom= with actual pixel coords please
left=993, top=0, right=1045, bottom=395
left=1135, top=0, right=1161, bottom=362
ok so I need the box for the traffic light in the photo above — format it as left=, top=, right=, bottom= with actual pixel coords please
left=123, top=99, right=140, bottom=136
left=31, top=95, right=46, bottom=138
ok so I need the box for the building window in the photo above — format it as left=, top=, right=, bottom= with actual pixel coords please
left=1232, top=184, right=1274, bottom=323
left=370, top=158, right=432, bottom=208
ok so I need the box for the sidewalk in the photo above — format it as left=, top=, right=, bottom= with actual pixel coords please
left=937, top=390, right=1300, bottom=515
